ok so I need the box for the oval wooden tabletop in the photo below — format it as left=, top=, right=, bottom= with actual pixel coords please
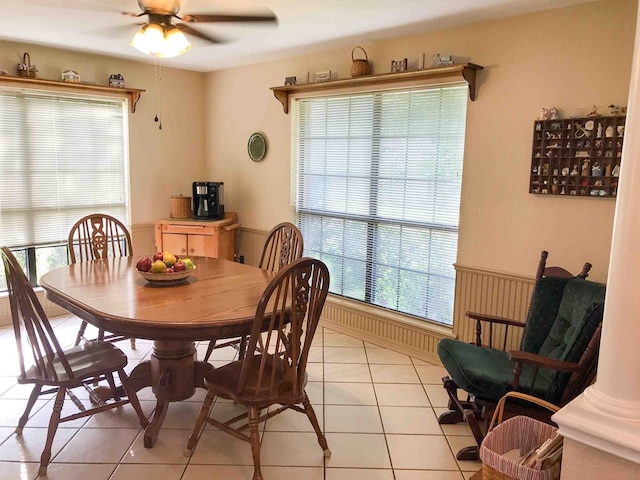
left=39, top=257, right=276, bottom=341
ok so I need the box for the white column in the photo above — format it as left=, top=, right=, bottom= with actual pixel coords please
left=552, top=0, right=640, bottom=470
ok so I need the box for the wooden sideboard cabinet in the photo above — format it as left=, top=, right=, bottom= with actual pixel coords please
left=154, top=212, right=240, bottom=261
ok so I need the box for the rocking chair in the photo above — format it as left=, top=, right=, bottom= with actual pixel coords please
left=437, top=251, right=603, bottom=460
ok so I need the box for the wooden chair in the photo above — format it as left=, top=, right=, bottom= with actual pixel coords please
left=202, top=221, right=304, bottom=362
left=67, top=213, right=136, bottom=349
left=0, top=247, right=148, bottom=477
left=257, top=221, right=304, bottom=273
left=437, top=250, right=600, bottom=460
left=185, top=257, right=330, bottom=480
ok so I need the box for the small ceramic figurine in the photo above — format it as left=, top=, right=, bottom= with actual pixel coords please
left=562, top=166, right=570, bottom=176
left=612, top=164, right=620, bottom=177
left=570, top=165, right=579, bottom=176
left=582, top=161, right=590, bottom=176
left=605, top=125, right=615, bottom=138
left=592, top=162, right=603, bottom=177
left=597, top=123, right=603, bottom=138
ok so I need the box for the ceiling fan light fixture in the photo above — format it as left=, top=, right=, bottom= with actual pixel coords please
left=131, top=23, right=190, bottom=58
left=158, top=27, right=191, bottom=58
left=131, top=23, right=164, bottom=55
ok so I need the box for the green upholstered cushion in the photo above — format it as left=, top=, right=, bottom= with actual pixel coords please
left=438, top=339, right=541, bottom=403
left=439, top=277, right=605, bottom=405
left=520, top=276, right=571, bottom=354
left=534, top=278, right=605, bottom=402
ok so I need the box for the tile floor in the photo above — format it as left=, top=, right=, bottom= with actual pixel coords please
left=0, top=314, right=481, bottom=480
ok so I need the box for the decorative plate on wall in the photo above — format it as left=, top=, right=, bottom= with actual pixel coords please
left=248, top=132, right=267, bottom=162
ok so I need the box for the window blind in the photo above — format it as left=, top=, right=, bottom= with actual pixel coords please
left=0, top=89, right=128, bottom=248
left=293, top=85, right=467, bottom=326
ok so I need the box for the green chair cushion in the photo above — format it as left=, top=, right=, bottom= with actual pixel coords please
left=438, top=339, right=548, bottom=403
left=520, top=276, right=571, bottom=353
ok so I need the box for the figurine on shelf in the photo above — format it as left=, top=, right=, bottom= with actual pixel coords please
left=605, top=125, right=615, bottom=138
left=570, top=165, right=579, bottom=176
left=605, top=164, right=612, bottom=177
left=608, top=104, right=627, bottom=116
left=562, top=166, right=570, bottom=176
left=581, top=160, right=590, bottom=177
left=542, top=163, right=550, bottom=175
left=597, top=123, right=603, bottom=138
left=592, top=162, right=603, bottom=177
left=612, top=164, right=620, bottom=177
left=538, top=107, right=558, bottom=120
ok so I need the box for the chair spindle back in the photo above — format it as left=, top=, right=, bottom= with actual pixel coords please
left=258, top=222, right=304, bottom=273
left=239, top=257, right=329, bottom=400
left=1, top=247, right=73, bottom=382
left=68, top=214, right=132, bottom=264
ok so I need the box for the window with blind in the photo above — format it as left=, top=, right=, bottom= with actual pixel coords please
left=0, top=88, right=129, bottom=286
left=293, top=85, right=467, bottom=326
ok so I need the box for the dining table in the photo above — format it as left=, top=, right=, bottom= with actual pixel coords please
left=39, top=256, right=276, bottom=448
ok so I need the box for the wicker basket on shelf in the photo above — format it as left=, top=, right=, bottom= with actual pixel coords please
left=16, top=52, right=37, bottom=78
left=350, top=46, right=370, bottom=77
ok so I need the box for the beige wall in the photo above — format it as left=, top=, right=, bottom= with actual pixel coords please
left=204, top=0, right=636, bottom=283
left=0, top=41, right=207, bottom=254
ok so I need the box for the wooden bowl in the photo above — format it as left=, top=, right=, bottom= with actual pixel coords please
left=138, top=266, right=195, bottom=284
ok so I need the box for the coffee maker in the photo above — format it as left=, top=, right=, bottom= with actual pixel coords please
left=192, top=182, right=225, bottom=220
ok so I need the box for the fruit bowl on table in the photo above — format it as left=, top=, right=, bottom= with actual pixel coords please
left=138, top=266, right=195, bottom=285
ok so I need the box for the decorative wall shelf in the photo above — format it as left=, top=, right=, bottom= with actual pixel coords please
left=0, top=75, right=145, bottom=113
left=530, top=115, right=626, bottom=198
left=270, top=63, right=483, bottom=114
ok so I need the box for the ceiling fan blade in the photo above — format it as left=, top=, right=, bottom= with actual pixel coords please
left=181, top=13, right=278, bottom=24
left=176, top=23, right=225, bottom=44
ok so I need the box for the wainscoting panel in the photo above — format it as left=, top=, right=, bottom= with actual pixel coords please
left=236, top=227, right=269, bottom=267
left=321, top=298, right=454, bottom=364
left=453, top=264, right=535, bottom=351
left=0, top=291, right=66, bottom=327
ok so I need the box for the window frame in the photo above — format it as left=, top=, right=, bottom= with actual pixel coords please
left=0, top=86, right=131, bottom=289
left=291, top=82, right=469, bottom=327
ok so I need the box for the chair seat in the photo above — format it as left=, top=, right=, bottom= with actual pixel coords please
left=204, top=354, right=306, bottom=406
left=438, top=339, right=551, bottom=403
left=18, top=341, right=128, bottom=386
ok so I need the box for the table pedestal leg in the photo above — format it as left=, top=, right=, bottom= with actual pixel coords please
left=142, top=340, right=214, bottom=448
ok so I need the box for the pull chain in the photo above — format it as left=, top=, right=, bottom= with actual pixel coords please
left=154, top=57, right=163, bottom=130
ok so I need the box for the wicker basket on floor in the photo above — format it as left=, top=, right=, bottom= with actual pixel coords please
left=479, top=392, right=561, bottom=480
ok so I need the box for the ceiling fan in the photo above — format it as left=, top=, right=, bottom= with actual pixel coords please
left=120, top=0, right=278, bottom=57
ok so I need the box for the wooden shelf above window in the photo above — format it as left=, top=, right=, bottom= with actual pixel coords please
left=270, top=63, right=483, bottom=114
left=0, top=75, right=145, bottom=113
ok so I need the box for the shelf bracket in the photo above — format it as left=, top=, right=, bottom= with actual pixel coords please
left=130, top=91, right=142, bottom=113
left=273, top=89, right=290, bottom=114
left=461, top=65, right=480, bottom=102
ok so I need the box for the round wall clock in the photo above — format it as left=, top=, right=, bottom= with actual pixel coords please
left=248, top=132, right=267, bottom=162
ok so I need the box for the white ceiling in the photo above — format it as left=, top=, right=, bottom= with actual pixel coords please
left=0, top=0, right=595, bottom=72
